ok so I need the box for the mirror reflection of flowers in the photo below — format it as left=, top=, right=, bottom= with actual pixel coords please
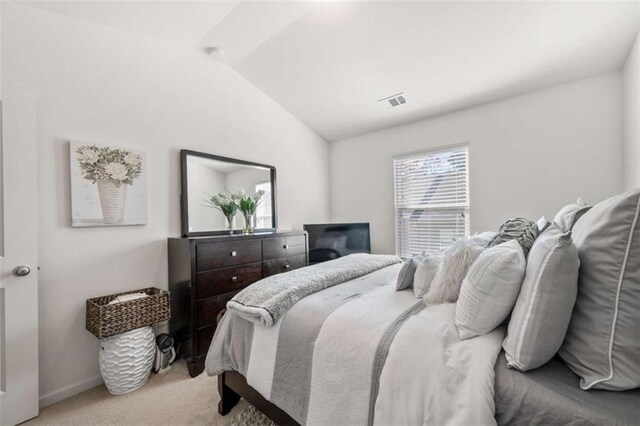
left=76, top=145, right=143, bottom=187
left=235, top=189, right=266, bottom=234
left=203, top=192, right=240, bottom=234
left=234, top=189, right=266, bottom=215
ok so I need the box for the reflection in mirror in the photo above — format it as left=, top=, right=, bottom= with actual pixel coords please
left=182, top=152, right=276, bottom=236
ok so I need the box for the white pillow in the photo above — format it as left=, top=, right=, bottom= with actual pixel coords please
left=504, top=225, right=578, bottom=371
left=423, top=239, right=484, bottom=304
left=396, top=255, right=424, bottom=291
left=536, top=216, right=551, bottom=233
left=412, top=254, right=442, bottom=298
left=552, top=198, right=590, bottom=232
left=455, top=240, right=526, bottom=340
left=469, top=231, right=497, bottom=247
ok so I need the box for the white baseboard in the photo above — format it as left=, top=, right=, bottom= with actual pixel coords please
left=39, top=375, right=104, bottom=408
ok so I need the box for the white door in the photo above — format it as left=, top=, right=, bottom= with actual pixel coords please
left=0, top=87, right=40, bottom=424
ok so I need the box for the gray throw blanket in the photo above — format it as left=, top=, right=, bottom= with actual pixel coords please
left=226, top=253, right=401, bottom=327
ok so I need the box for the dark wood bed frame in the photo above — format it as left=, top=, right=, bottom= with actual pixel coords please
left=218, top=371, right=299, bottom=425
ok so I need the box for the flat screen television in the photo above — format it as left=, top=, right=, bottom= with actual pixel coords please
left=303, top=223, right=371, bottom=264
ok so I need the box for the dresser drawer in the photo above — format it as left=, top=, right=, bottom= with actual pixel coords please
left=263, top=257, right=287, bottom=277
left=263, top=237, right=286, bottom=260
left=264, top=235, right=306, bottom=260
left=287, top=253, right=307, bottom=270
left=287, top=243, right=306, bottom=256
left=197, top=290, right=240, bottom=327
left=196, top=239, right=262, bottom=271
left=196, top=262, right=262, bottom=299
left=263, top=254, right=307, bottom=278
left=286, top=234, right=306, bottom=248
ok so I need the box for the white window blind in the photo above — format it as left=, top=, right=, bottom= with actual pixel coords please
left=255, top=181, right=272, bottom=229
left=394, top=146, right=469, bottom=258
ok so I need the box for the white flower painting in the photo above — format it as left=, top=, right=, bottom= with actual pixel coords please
left=70, top=141, right=148, bottom=227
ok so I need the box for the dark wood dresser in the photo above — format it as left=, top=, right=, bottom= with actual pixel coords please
left=168, top=230, right=308, bottom=377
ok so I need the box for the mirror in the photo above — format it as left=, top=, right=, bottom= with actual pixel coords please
left=180, top=150, right=277, bottom=237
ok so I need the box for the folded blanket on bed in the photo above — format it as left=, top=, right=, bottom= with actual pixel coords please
left=226, top=253, right=401, bottom=327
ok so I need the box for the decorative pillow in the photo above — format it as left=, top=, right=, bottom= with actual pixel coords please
left=455, top=240, right=526, bottom=340
left=559, top=188, right=640, bottom=390
left=423, top=239, right=484, bottom=304
left=488, top=217, right=539, bottom=257
left=469, top=231, right=498, bottom=247
left=413, top=254, right=442, bottom=298
left=553, top=198, right=591, bottom=232
left=396, top=255, right=424, bottom=291
left=536, top=216, right=551, bottom=233
left=503, top=225, right=579, bottom=371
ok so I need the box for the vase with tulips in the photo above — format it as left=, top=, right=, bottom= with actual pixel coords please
left=234, top=189, right=266, bottom=234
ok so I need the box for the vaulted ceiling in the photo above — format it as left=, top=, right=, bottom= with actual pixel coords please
left=23, top=1, right=242, bottom=46
left=22, top=1, right=640, bottom=141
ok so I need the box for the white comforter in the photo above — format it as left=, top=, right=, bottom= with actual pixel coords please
left=207, top=264, right=504, bottom=426
left=375, top=303, right=505, bottom=426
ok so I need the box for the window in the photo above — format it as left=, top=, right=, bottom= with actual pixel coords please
left=255, top=181, right=272, bottom=229
left=394, top=146, right=469, bottom=258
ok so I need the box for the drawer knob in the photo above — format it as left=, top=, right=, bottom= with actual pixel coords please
left=231, top=276, right=238, bottom=283
left=283, top=244, right=288, bottom=249
left=230, top=251, right=237, bottom=257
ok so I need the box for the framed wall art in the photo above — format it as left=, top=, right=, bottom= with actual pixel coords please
left=70, top=142, right=148, bottom=227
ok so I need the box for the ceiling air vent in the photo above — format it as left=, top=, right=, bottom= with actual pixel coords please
left=378, top=92, right=407, bottom=109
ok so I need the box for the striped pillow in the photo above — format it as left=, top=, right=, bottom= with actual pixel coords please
left=456, top=240, right=526, bottom=340
left=488, top=217, right=539, bottom=257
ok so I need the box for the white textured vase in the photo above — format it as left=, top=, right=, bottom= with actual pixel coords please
left=97, top=180, right=127, bottom=224
left=99, top=326, right=155, bottom=395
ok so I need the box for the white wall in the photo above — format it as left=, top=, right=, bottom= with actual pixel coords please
left=623, top=33, right=640, bottom=190
left=331, top=73, right=624, bottom=254
left=0, top=0, right=3, bottom=253
left=3, top=3, right=330, bottom=406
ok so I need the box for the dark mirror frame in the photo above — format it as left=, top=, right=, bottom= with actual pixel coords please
left=180, top=149, right=278, bottom=237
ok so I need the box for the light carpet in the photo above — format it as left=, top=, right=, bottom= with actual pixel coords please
left=23, top=360, right=275, bottom=426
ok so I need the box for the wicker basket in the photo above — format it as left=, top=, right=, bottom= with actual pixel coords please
left=86, top=287, right=170, bottom=339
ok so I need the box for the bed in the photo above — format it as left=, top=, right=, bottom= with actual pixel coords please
left=494, top=356, right=640, bottom=425
left=206, top=256, right=640, bottom=425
